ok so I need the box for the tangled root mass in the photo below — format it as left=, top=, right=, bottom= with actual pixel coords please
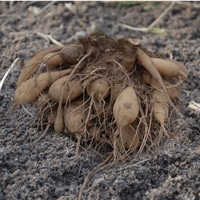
left=14, top=32, right=188, bottom=161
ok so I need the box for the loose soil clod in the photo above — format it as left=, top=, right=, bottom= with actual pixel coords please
left=14, top=32, right=188, bottom=161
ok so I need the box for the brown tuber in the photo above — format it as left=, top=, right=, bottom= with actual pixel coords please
left=86, top=76, right=110, bottom=101
left=113, top=86, right=140, bottom=128
left=48, top=75, right=83, bottom=104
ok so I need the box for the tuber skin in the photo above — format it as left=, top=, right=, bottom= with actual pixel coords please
left=147, top=75, right=180, bottom=100
left=48, top=75, right=83, bottom=104
left=86, top=76, right=110, bottom=101
left=151, top=57, right=188, bottom=80
left=42, top=52, right=65, bottom=68
left=120, top=124, right=140, bottom=152
left=136, top=48, right=167, bottom=94
left=151, top=78, right=169, bottom=125
left=113, top=86, right=140, bottom=128
left=42, top=44, right=84, bottom=67
left=17, top=46, right=62, bottom=86
left=54, top=106, right=64, bottom=134
left=62, top=44, right=84, bottom=64
left=33, top=93, right=50, bottom=107
left=64, top=98, right=88, bottom=134
left=14, top=69, right=72, bottom=105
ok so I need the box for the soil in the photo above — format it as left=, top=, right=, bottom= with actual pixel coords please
left=0, top=2, right=200, bottom=200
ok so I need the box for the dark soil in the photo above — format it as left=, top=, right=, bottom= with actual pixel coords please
left=0, top=2, right=200, bottom=200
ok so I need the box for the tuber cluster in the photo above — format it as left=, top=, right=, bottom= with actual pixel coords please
left=14, top=32, right=188, bottom=161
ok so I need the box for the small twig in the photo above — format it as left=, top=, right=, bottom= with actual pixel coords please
left=0, top=57, right=19, bottom=92
left=188, top=101, right=200, bottom=111
left=119, top=2, right=175, bottom=34
left=33, top=123, right=51, bottom=143
left=36, top=32, right=64, bottom=47
left=75, top=133, right=81, bottom=159
left=118, top=23, right=165, bottom=34
left=148, top=2, right=175, bottom=29
left=22, top=105, right=34, bottom=117
left=116, top=157, right=150, bottom=172
left=47, top=35, right=64, bottom=47
left=39, top=1, right=57, bottom=14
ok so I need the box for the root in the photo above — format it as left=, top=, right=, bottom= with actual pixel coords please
left=33, top=123, right=51, bottom=143
left=78, top=153, right=113, bottom=200
left=75, top=133, right=81, bottom=159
